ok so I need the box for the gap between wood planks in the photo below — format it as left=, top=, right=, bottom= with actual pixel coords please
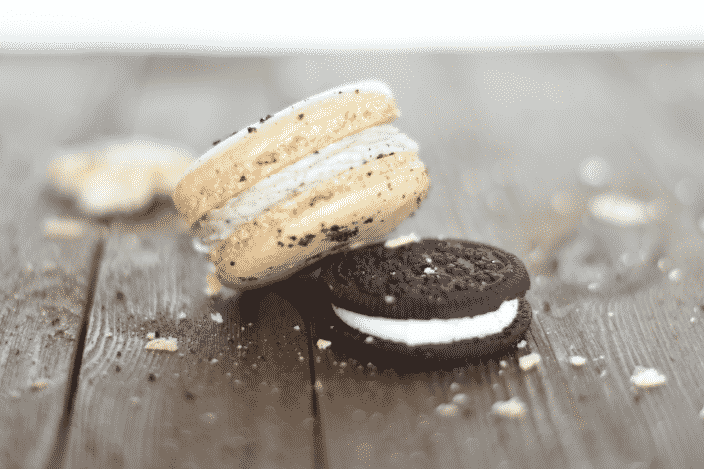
left=273, top=266, right=332, bottom=469
left=45, top=231, right=105, bottom=469
left=42, top=224, right=331, bottom=469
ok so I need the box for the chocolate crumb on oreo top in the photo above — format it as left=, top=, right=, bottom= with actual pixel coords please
left=322, top=239, right=530, bottom=320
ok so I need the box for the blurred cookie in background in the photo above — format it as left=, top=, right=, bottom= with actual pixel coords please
left=46, top=138, right=194, bottom=219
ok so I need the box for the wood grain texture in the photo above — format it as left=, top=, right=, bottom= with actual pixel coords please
left=0, top=189, right=99, bottom=468
left=4, top=52, right=704, bottom=468
left=60, top=210, right=315, bottom=469
left=306, top=154, right=704, bottom=469
left=309, top=261, right=704, bottom=469
left=3, top=157, right=703, bottom=469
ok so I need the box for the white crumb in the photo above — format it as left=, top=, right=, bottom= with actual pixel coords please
left=316, top=339, right=332, bottom=350
left=519, top=353, right=541, bottom=371
left=384, top=233, right=420, bottom=248
left=211, top=312, right=223, bottom=323
left=192, top=237, right=212, bottom=254
left=630, top=366, right=667, bottom=389
left=145, top=337, right=178, bottom=352
left=569, top=356, right=587, bottom=367
left=491, top=397, right=527, bottom=419
left=517, top=339, right=528, bottom=349
left=435, top=403, right=460, bottom=418
left=42, top=217, right=89, bottom=240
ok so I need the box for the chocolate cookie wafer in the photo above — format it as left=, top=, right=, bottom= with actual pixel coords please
left=317, top=238, right=533, bottom=366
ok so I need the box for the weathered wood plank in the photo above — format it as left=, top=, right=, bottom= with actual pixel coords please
left=311, top=268, right=704, bottom=469
left=305, top=155, right=704, bottom=468
left=0, top=189, right=99, bottom=468
left=61, top=210, right=315, bottom=469
left=4, top=52, right=704, bottom=469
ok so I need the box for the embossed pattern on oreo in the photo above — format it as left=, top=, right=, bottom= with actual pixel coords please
left=324, top=239, right=530, bottom=319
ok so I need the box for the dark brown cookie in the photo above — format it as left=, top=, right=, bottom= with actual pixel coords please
left=316, top=238, right=533, bottom=366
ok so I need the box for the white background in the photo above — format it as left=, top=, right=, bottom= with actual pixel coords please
left=2, top=1, right=703, bottom=51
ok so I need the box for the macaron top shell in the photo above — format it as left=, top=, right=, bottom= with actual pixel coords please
left=173, top=80, right=399, bottom=225
left=321, top=239, right=531, bottom=320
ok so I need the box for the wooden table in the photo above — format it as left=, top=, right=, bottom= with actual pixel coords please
left=2, top=140, right=704, bottom=469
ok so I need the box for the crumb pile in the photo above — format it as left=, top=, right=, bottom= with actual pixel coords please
left=47, top=139, right=194, bottom=216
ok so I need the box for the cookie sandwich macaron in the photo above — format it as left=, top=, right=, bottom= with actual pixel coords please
left=172, top=81, right=430, bottom=291
left=317, top=237, right=533, bottom=365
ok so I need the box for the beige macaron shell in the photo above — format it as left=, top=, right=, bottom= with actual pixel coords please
left=208, top=152, right=430, bottom=290
left=173, top=82, right=399, bottom=226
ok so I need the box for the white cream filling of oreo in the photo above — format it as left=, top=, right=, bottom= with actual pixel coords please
left=331, top=298, right=519, bottom=347
left=199, top=124, right=417, bottom=247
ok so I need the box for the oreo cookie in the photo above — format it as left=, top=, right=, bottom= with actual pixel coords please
left=316, top=238, right=533, bottom=367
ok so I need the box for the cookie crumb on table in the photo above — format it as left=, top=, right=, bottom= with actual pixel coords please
left=570, top=355, right=587, bottom=367
left=31, top=380, right=51, bottom=392
left=491, top=397, right=527, bottom=419
left=435, top=403, right=460, bottom=418
left=316, top=339, right=332, bottom=350
left=145, top=337, right=178, bottom=352
left=630, top=366, right=667, bottom=389
left=519, top=353, right=541, bottom=371
left=42, top=217, right=89, bottom=240
left=210, top=312, right=223, bottom=324
left=47, top=139, right=193, bottom=216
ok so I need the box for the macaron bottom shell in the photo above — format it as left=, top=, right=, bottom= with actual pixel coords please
left=314, top=295, right=533, bottom=371
left=208, top=153, right=430, bottom=292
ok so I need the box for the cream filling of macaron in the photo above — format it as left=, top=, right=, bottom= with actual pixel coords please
left=199, top=124, right=417, bottom=247
left=331, top=298, right=519, bottom=347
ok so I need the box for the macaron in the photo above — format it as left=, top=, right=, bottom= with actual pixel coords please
left=172, top=81, right=430, bottom=291
left=316, top=238, right=533, bottom=366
